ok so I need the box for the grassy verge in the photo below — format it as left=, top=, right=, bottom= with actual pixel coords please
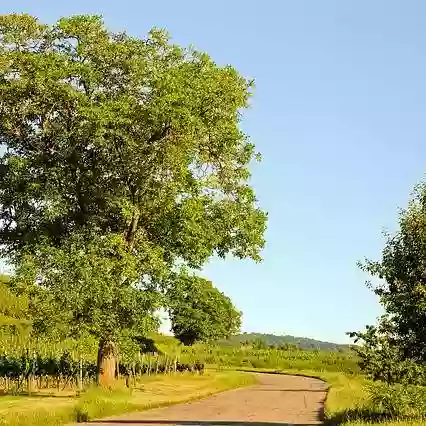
left=235, top=367, right=425, bottom=426
left=0, top=370, right=255, bottom=426
left=320, top=372, right=426, bottom=426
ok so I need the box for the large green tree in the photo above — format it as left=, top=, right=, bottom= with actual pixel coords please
left=166, top=273, right=241, bottom=346
left=0, top=14, right=266, bottom=383
left=350, top=183, right=426, bottom=383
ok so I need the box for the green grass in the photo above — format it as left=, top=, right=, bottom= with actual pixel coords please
left=322, top=372, right=426, bottom=426
left=0, top=370, right=255, bottom=426
left=239, top=367, right=425, bottom=426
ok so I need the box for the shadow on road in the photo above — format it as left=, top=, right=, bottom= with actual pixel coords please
left=253, top=389, right=327, bottom=392
left=90, top=421, right=319, bottom=426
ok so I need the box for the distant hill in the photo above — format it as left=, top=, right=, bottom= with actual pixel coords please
left=226, top=332, right=350, bottom=351
left=152, top=330, right=353, bottom=352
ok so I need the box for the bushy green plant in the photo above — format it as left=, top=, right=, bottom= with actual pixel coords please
left=368, top=382, right=426, bottom=419
left=349, top=323, right=426, bottom=385
left=351, top=183, right=426, bottom=385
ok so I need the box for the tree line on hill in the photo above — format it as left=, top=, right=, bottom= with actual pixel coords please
left=226, top=333, right=350, bottom=351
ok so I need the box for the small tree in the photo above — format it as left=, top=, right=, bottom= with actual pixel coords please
left=0, top=14, right=266, bottom=384
left=167, top=274, right=241, bottom=346
left=349, top=320, right=426, bottom=385
left=350, top=182, right=426, bottom=383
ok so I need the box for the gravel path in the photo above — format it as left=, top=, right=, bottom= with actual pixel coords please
left=87, top=373, right=328, bottom=426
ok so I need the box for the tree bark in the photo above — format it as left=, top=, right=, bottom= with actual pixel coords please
left=97, top=338, right=117, bottom=387
left=125, top=210, right=140, bottom=249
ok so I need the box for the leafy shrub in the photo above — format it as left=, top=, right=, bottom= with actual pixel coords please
left=368, top=382, right=426, bottom=419
left=350, top=323, right=426, bottom=385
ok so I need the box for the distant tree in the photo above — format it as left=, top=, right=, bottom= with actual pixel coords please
left=133, top=336, right=162, bottom=354
left=252, top=338, right=267, bottom=350
left=0, top=14, right=266, bottom=384
left=350, top=183, right=426, bottom=383
left=166, top=274, right=241, bottom=346
left=278, top=343, right=298, bottom=351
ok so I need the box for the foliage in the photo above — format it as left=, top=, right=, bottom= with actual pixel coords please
left=367, top=382, right=426, bottom=420
left=351, top=183, right=426, bottom=383
left=0, top=275, right=28, bottom=326
left=348, top=322, right=426, bottom=386
left=15, top=234, right=160, bottom=341
left=0, top=13, right=266, bottom=361
left=0, top=274, right=31, bottom=352
left=0, top=12, right=266, bottom=264
left=166, top=273, right=241, bottom=345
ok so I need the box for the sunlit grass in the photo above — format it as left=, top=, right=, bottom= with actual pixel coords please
left=0, top=370, right=255, bottom=426
left=236, top=367, right=425, bottom=426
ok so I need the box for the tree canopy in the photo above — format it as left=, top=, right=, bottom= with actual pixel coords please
left=166, top=274, right=241, bottom=346
left=0, top=14, right=266, bottom=266
left=0, top=14, right=266, bottom=382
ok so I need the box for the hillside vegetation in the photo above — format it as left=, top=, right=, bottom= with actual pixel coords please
left=226, top=332, right=350, bottom=351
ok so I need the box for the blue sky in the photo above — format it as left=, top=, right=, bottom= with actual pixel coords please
left=2, top=1, right=425, bottom=343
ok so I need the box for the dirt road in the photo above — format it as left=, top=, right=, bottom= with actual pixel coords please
left=87, top=373, right=328, bottom=426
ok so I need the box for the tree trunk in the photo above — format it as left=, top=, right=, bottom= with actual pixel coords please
left=97, top=338, right=117, bottom=387
left=125, top=210, right=140, bottom=249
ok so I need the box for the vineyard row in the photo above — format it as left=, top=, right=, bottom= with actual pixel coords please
left=0, top=352, right=204, bottom=394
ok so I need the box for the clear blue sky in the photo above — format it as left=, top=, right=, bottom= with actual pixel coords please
left=2, top=1, right=425, bottom=343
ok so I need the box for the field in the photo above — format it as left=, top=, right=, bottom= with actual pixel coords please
left=179, top=341, right=360, bottom=373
